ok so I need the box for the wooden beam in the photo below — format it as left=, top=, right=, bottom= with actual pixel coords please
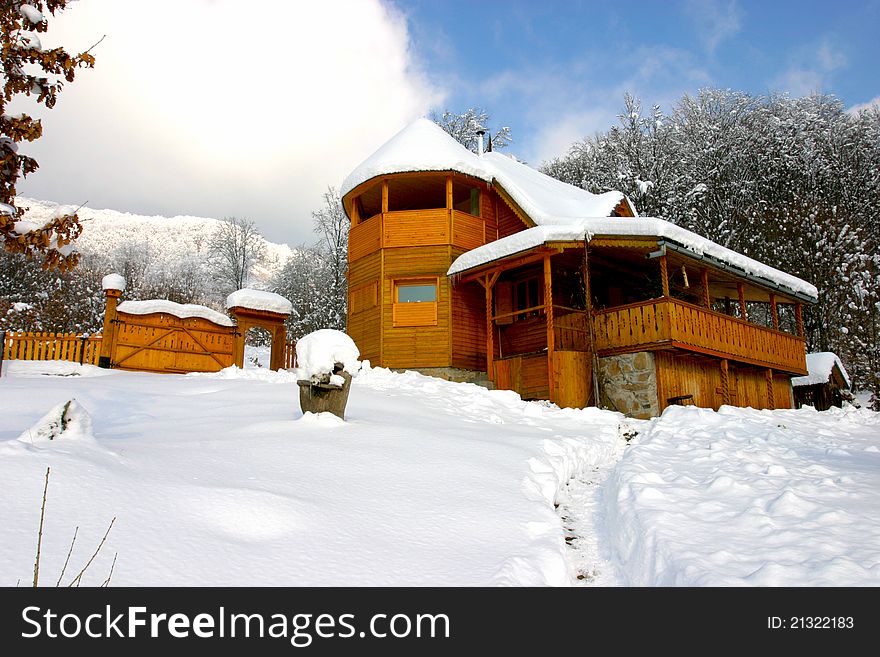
left=720, top=358, right=731, bottom=405
left=456, top=247, right=558, bottom=283
left=769, top=293, right=779, bottom=331
left=544, top=255, right=555, bottom=402
left=485, top=272, right=497, bottom=381
left=795, top=302, right=804, bottom=338
left=701, top=268, right=711, bottom=308
left=381, top=179, right=388, bottom=214
left=660, top=255, right=670, bottom=297
left=737, top=282, right=748, bottom=321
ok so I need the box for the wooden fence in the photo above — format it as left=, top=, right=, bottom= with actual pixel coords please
left=2, top=330, right=298, bottom=371
left=2, top=331, right=102, bottom=365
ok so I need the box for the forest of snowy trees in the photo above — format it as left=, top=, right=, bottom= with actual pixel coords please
left=544, top=90, right=880, bottom=403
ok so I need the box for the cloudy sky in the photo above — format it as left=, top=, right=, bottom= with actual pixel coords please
left=14, top=0, right=879, bottom=245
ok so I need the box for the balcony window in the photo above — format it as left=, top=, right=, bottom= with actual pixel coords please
left=388, top=177, right=446, bottom=212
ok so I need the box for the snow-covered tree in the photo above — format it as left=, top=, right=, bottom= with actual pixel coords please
left=208, top=216, right=266, bottom=295
left=544, top=89, right=880, bottom=403
left=431, top=108, right=512, bottom=153
left=311, top=187, right=347, bottom=327
left=1, top=1, right=96, bottom=271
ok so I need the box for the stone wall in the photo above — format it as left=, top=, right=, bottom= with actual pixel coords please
left=597, top=351, right=659, bottom=419
left=401, top=367, right=495, bottom=390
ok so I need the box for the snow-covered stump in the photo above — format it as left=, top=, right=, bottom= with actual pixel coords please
left=295, top=330, right=361, bottom=420
left=297, top=364, right=353, bottom=419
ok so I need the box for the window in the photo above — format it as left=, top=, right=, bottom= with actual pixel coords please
left=514, top=276, right=542, bottom=319
left=452, top=180, right=481, bottom=216
left=393, top=278, right=439, bottom=327
left=397, top=283, right=437, bottom=303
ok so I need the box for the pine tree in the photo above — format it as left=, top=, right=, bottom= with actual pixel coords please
left=1, top=1, right=96, bottom=271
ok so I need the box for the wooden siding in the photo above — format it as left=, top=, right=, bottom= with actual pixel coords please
left=654, top=351, right=794, bottom=412
left=392, top=302, right=438, bottom=327
left=3, top=331, right=102, bottom=365
left=494, top=353, right=549, bottom=400
left=451, top=282, right=487, bottom=371
left=348, top=214, right=381, bottom=262
left=552, top=351, right=592, bottom=408
left=347, top=251, right=382, bottom=364
left=384, top=209, right=448, bottom=247
left=593, top=298, right=807, bottom=374
left=452, top=210, right=484, bottom=251
left=498, top=314, right=547, bottom=357
left=497, top=197, right=528, bottom=238
left=382, top=246, right=451, bottom=368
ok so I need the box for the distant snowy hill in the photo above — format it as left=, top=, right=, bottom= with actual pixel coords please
left=15, top=197, right=295, bottom=285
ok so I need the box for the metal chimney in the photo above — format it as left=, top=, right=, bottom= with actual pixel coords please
left=476, top=128, right=486, bottom=156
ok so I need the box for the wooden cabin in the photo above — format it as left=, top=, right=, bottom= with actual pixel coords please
left=341, top=119, right=817, bottom=418
left=792, top=352, right=852, bottom=411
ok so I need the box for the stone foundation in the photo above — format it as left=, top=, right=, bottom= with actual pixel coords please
left=398, top=367, right=495, bottom=390
left=597, top=352, right=659, bottom=419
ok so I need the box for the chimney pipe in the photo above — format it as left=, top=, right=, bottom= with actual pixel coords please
left=476, top=128, right=486, bottom=156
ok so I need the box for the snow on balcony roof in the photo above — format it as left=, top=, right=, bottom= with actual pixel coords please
left=117, top=300, right=235, bottom=327
left=792, top=352, right=851, bottom=388
left=340, top=118, right=630, bottom=221
left=447, top=218, right=819, bottom=301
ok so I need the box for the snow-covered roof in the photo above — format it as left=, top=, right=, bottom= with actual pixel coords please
left=447, top=219, right=819, bottom=301
left=340, top=118, right=631, bottom=220
left=792, top=352, right=851, bottom=388
left=117, top=300, right=235, bottom=327
left=226, top=288, right=293, bottom=315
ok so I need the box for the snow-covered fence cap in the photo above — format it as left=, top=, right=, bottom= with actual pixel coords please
left=101, top=273, right=126, bottom=292
left=226, top=288, right=293, bottom=315
left=295, top=329, right=361, bottom=382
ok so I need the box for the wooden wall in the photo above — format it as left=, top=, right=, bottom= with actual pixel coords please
left=655, top=351, right=794, bottom=412
left=494, top=353, right=549, bottom=400
left=552, top=351, right=592, bottom=408
left=451, top=280, right=486, bottom=371
left=381, top=245, right=451, bottom=369
left=347, top=250, right=381, bottom=364
left=496, top=196, right=528, bottom=239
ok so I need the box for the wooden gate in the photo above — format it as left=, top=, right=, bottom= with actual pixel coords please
left=111, top=311, right=235, bottom=374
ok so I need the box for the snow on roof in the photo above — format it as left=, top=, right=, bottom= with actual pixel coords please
left=792, top=352, right=851, bottom=388
left=226, top=288, right=292, bottom=315
left=117, top=300, right=234, bottom=327
left=447, top=218, right=819, bottom=301
left=101, top=273, right=126, bottom=291
left=340, top=118, right=629, bottom=220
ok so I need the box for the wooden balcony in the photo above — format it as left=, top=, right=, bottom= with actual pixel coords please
left=592, top=298, right=808, bottom=374
left=348, top=209, right=484, bottom=262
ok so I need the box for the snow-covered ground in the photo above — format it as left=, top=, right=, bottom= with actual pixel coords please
left=1, top=361, right=877, bottom=586
left=605, top=405, right=880, bottom=586
left=0, top=361, right=621, bottom=586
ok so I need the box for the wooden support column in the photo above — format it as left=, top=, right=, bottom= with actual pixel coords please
left=737, top=283, right=748, bottom=321
left=795, top=302, right=804, bottom=338
left=446, top=175, right=453, bottom=242
left=381, top=179, right=388, bottom=214
left=582, top=241, right=600, bottom=407
left=482, top=271, right=500, bottom=381
left=99, top=286, right=123, bottom=368
left=719, top=359, right=731, bottom=406
left=765, top=368, right=775, bottom=410
left=350, top=196, right=360, bottom=226
left=769, top=293, right=779, bottom=331
left=544, top=255, right=555, bottom=401
left=659, top=255, right=670, bottom=297
left=701, top=268, right=711, bottom=308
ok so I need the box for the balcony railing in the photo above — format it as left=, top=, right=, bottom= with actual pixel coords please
left=592, top=298, right=807, bottom=374
left=348, top=209, right=484, bottom=261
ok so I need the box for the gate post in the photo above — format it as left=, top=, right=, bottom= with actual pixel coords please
left=99, top=274, right=126, bottom=369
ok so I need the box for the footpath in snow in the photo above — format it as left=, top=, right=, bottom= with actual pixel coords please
left=603, top=404, right=880, bottom=586
left=0, top=361, right=623, bottom=587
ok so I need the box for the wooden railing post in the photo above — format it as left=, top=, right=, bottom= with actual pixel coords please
left=795, top=303, right=804, bottom=338
left=701, top=268, right=711, bottom=308
left=769, top=294, right=779, bottom=331
left=660, top=255, right=670, bottom=297
left=737, top=283, right=748, bottom=322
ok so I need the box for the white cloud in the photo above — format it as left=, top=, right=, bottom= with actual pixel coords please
left=683, top=0, right=742, bottom=53
left=847, top=96, right=880, bottom=114
left=771, top=39, right=847, bottom=97
left=14, top=0, right=443, bottom=245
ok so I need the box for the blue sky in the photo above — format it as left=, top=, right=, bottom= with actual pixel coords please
left=399, top=0, right=880, bottom=163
